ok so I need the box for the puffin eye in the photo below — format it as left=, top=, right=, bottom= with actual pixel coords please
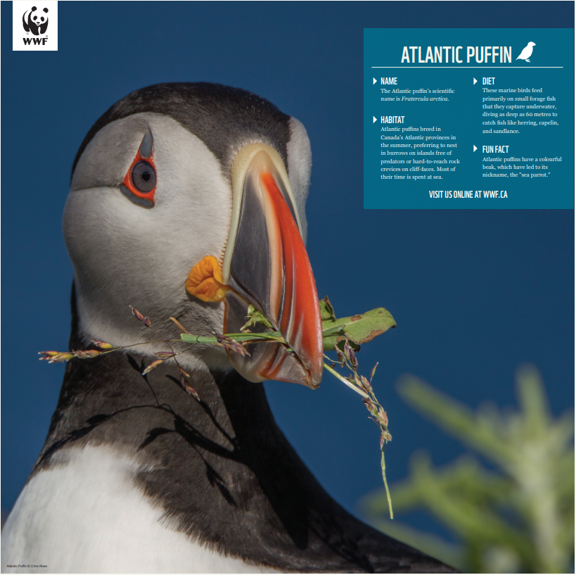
left=120, top=132, right=157, bottom=208
left=131, top=161, right=156, bottom=193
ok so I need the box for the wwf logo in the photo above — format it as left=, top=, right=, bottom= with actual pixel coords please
left=22, top=6, right=49, bottom=36
left=13, top=1, right=57, bottom=51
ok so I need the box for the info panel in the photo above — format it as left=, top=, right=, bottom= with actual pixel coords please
left=364, top=29, right=574, bottom=209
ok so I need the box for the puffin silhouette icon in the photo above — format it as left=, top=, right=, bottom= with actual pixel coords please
left=516, top=42, right=536, bottom=63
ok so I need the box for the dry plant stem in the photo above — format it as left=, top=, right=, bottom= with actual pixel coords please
left=381, top=450, right=393, bottom=520
left=322, top=362, right=370, bottom=399
left=323, top=352, right=393, bottom=520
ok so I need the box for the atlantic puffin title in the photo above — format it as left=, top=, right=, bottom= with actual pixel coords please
left=401, top=45, right=513, bottom=64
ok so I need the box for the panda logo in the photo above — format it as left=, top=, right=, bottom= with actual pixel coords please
left=22, top=6, right=49, bottom=36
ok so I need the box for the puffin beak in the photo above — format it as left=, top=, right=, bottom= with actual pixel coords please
left=221, top=143, right=323, bottom=389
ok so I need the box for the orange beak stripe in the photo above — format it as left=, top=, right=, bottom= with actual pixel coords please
left=259, top=171, right=323, bottom=384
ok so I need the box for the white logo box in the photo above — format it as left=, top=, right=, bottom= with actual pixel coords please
left=13, top=1, right=58, bottom=51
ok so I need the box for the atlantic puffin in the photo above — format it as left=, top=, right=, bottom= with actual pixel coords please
left=2, top=83, right=453, bottom=573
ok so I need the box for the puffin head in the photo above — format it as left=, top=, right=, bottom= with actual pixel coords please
left=63, top=83, right=323, bottom=389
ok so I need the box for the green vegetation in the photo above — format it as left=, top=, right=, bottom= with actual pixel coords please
left=361, top=366, right=574, bottom=572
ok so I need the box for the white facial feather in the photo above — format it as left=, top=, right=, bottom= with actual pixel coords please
left=64, top=113, right=233, bottom=369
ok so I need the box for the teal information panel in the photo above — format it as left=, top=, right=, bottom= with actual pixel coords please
left=364, top=29, right=574, bottom=209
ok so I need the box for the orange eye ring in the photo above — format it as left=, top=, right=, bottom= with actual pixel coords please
left=121, top=134, right=157, bottom=207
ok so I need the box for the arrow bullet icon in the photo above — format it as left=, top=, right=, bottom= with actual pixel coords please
left=473, top=145, right=477, bottom=152
left=373, top=116, right=377, bottom=123
left=373, top=78, right=377, bottom=85
left=473, top=78, right=477, bottom=85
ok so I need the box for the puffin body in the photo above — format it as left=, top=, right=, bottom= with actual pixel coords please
left=2, top=84, right=453, bottom=573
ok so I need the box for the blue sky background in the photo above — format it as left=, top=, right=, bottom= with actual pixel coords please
left=2, top=1, right=573, bottom=544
